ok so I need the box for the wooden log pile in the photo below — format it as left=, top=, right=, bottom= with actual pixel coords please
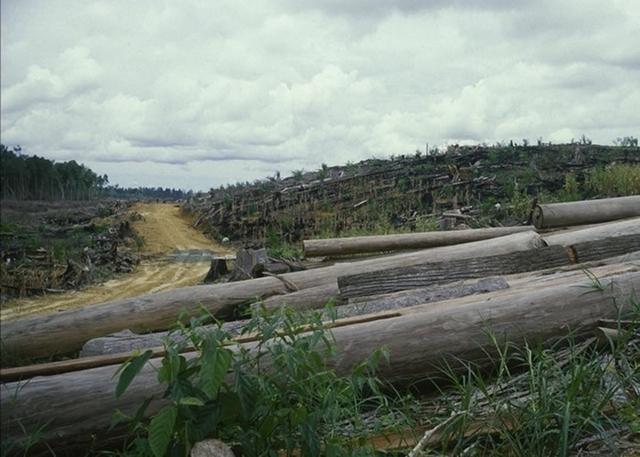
left=1, top=198, right=640, bottom=454
left=0, top=231, right=546, bottom=359
left=1, top=264, right=638, bottom=453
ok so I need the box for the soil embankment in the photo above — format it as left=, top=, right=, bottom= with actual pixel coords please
left=1, top=203, right=231, bottom=320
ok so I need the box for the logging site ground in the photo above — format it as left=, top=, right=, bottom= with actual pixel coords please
left=1, top=202, right=232, bottom=320
left=1, top=142, right=640, bottom=457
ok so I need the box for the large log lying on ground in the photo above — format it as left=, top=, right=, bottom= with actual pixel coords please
left=6, top=262, right=637, bottom=381
left=303, top=226, right=535, bottom=257
left=532, top=196, right=640, bottom=229
left=70, top=247, right=640, bottom=356
left=79, top=277, right=510, bottom=357
left=339, top=234, right=640, bottom=298
left=2, top=265, right=637, bottom=453
left=0, top=232, right=545, bottom=359
left=262, top=219, right=639, bottom=313
left=544, top=217, right=640, bottom=246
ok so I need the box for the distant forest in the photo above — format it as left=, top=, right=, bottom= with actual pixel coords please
left=0, top=145, right=190, bottom=201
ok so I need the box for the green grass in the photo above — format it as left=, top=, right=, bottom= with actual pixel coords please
left=419, top=301, right=640, bottom=456
left=586, top=164, right=640, bottom=197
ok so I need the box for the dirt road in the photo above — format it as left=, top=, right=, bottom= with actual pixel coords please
left=1, top=203, right=232, bottom=320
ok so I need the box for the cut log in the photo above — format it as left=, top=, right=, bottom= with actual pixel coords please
left=544, top=217, right=640, bottom=246
left=339, top=234, right=640, bottom=298
left=328, top=268, right=639, bottom=384
left=0, top=231, right=545, bottom=359
left=80, top=277, right=509, bottom=357
left=4, top=312, right=403, bottom=382
left=532, top=196, right=640, bottom=229
left=340, top=277, right=510, bottom=317
left=16, top=259, right=635, bottom=379
left=303, top=225, right=535, bottom=257
left=339, top=244, right=568, bottom=298
left=255, top=251, right=640, bottom=314
left=2, top=265, right=637, bottom=453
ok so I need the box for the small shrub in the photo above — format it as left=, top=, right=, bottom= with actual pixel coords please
left=560, top=172, right=581, bottom=201
left=115, top=308, right=411, bottom=457
left=414, top=215, right=437, bottom=232
left=507, top=184, right=531, bottom=221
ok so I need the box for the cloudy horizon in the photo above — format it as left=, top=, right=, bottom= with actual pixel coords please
left=2, top=0, right=639, bottom=191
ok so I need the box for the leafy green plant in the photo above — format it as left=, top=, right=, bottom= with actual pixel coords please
left=115, top=307, right=411, bottom=457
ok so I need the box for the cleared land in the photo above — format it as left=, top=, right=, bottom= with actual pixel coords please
left=1, top=203, right=231, bottom=320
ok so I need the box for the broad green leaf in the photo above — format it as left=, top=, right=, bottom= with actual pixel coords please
left=200, top=343, right=232, bottom=399
left=115, top=350, right=153, bottom=399
left=178, top=396, right=205, bottom=407
left=149, top=405, right=177, bottom=457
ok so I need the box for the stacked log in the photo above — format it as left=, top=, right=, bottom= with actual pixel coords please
left=2, top=264, right=637, bottom=452
left=4, top=220, right=639, bottom=359
left=0, top=231, right=545, bottom=359
left=77, top=277, right=510, bottom=357
left=3, top=197, right=640, bottom=455
left=338, top=234, right=640, bottom=299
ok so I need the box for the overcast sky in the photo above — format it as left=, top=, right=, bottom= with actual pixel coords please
left=2, top=1, right=639, bottom=191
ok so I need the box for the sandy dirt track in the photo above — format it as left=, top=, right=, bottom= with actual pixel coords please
left=1, top=203, right=231, bottom=320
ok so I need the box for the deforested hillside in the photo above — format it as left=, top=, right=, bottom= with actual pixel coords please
left=185, top=142, right=640, bottom=247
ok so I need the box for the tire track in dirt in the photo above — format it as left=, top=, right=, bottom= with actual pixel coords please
left=1, top=203, right=231, bottom=320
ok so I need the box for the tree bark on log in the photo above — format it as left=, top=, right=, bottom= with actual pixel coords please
left=338, top=234, right=640, bottom=298
left=257, top=283, right=344, bottom=312
left=341, top=277, right=509, bottom=316
left=0, top=232, right=545, bottom=359
left=2, top=265, right=637, bottom=453
left=73, top=254, right=640, bottom=358
left=571, top=233, right=640, bottom=263
left=259, top=251, right=640, bottom=314
left=79, top=277, right=510, bottom=357
left=544, top=217, right=640, bottom=246
left=339, top=245, right=570, bottom=298
left=303, top=226, right=535, bottom=257
left=532, top=196, right=640, bottom=229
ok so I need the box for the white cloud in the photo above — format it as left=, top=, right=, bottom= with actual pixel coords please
left=1, top=0, right=638, bottom=190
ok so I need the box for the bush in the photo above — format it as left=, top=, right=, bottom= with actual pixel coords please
left=585, top=164, right=640, bottom=197
left=114, top=307, right=411, bottom=457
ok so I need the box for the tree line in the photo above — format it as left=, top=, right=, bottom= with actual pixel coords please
left=103, top=185, right=191, bottom=200
left=0, top=145, right=190, bottom=201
